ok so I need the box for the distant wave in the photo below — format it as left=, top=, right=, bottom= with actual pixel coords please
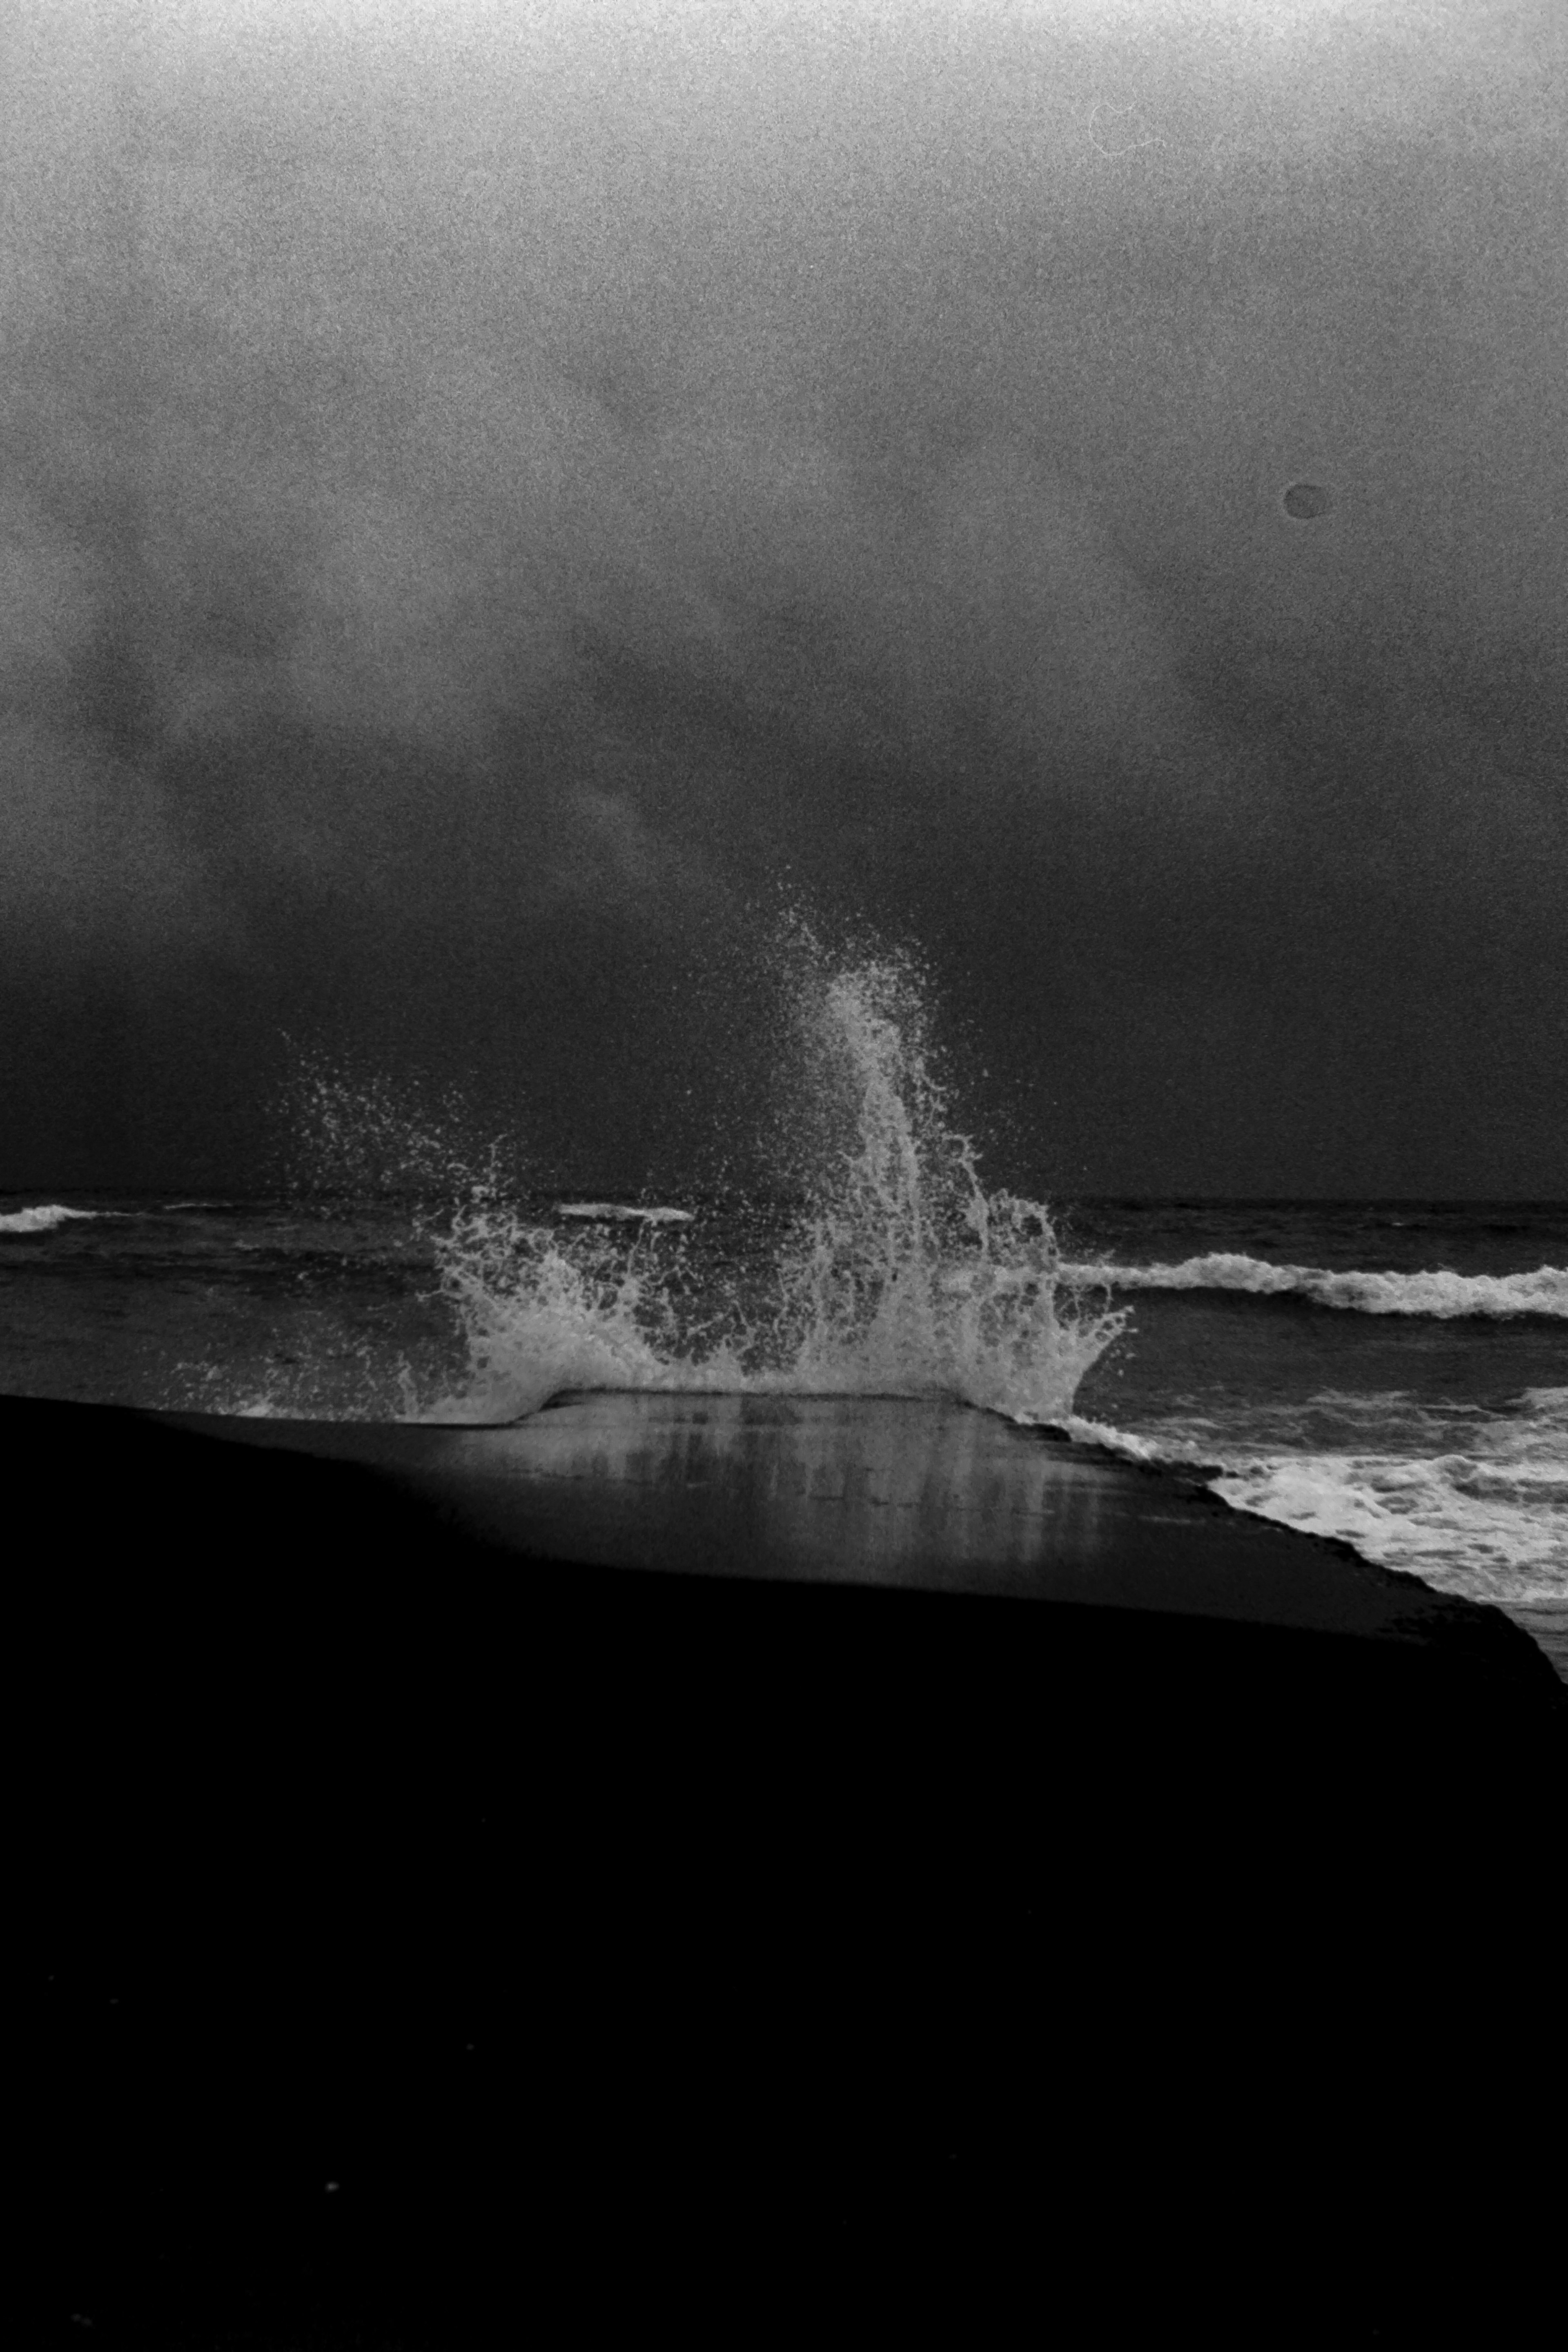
left=0, top=1203, right=101, bottom=1236
left=554, top=1202, right=695, bottom=1225
left=1065, top=1252, right=1568, bottom=1319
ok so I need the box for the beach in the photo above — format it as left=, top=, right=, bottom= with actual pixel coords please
left=14, top=4, right=1568, bottom=2331
left=18, top=1385, right=1564, bottom=2342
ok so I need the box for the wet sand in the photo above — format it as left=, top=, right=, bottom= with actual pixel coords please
left=151, top=1384, right=1557, bottom=1656
left=17, top=1388, right=1564, bottom=2346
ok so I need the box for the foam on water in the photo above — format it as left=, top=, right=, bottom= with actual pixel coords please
left=1068, top=1388, right=1568, bottom=1607
left=1068, top=1252, right=1568, bottom=1318
left=420, top=955, right=1125, bottom=1425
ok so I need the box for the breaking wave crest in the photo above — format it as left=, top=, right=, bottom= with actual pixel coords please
left=1069, top=1252, right=1568, bottom=1318
left=0, top=1203, right=102, bottom=1236
left=423, top=955, right=1126, bottom=1424
left=555, top=1203, right=695, bottom=1225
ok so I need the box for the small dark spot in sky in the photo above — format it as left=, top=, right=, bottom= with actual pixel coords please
left=1283, top=481, right=1334, bottom=519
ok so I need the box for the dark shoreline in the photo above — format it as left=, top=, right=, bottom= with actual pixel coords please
left=160, top=1383, right=1566, bottom=1664
left=17, top=1388, right=1565, bottom=2347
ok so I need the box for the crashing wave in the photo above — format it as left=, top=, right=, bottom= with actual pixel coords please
left=422, top=956, right=1125, bottom=1425
left=1065, top=1252, right=1568, bottom=1319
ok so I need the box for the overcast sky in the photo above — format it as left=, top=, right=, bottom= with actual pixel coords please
left=2, top=0, right=1564, bottom=1195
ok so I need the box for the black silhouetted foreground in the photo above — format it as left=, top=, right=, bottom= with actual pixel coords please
left=18, top=1395, right=1564, bottom=2348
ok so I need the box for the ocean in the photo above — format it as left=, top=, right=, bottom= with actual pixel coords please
left=4, top=962, right=1564, bottom=1678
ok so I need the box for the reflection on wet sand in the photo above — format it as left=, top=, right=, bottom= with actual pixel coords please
left=174, top=1388, right=1482, bottom=1639
left=439, top=1392, right=1114, bottom=1593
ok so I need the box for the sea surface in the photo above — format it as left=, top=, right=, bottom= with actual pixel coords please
left=4, top=964, right=1564, bottom=1677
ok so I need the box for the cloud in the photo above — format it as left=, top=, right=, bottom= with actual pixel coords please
left=2, top=4, right=1562, bottom=1015
left=0, top=715, right=227, bottom=954
left=0, top=493, right=232, bottom=956
left=544, top=786, right=734, bottom=929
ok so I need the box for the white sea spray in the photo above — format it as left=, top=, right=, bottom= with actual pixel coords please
left=421, top=955, right=1125, bottom=1424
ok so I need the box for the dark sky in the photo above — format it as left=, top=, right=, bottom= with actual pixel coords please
left=3, top=0, right=1565, bottom=1196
